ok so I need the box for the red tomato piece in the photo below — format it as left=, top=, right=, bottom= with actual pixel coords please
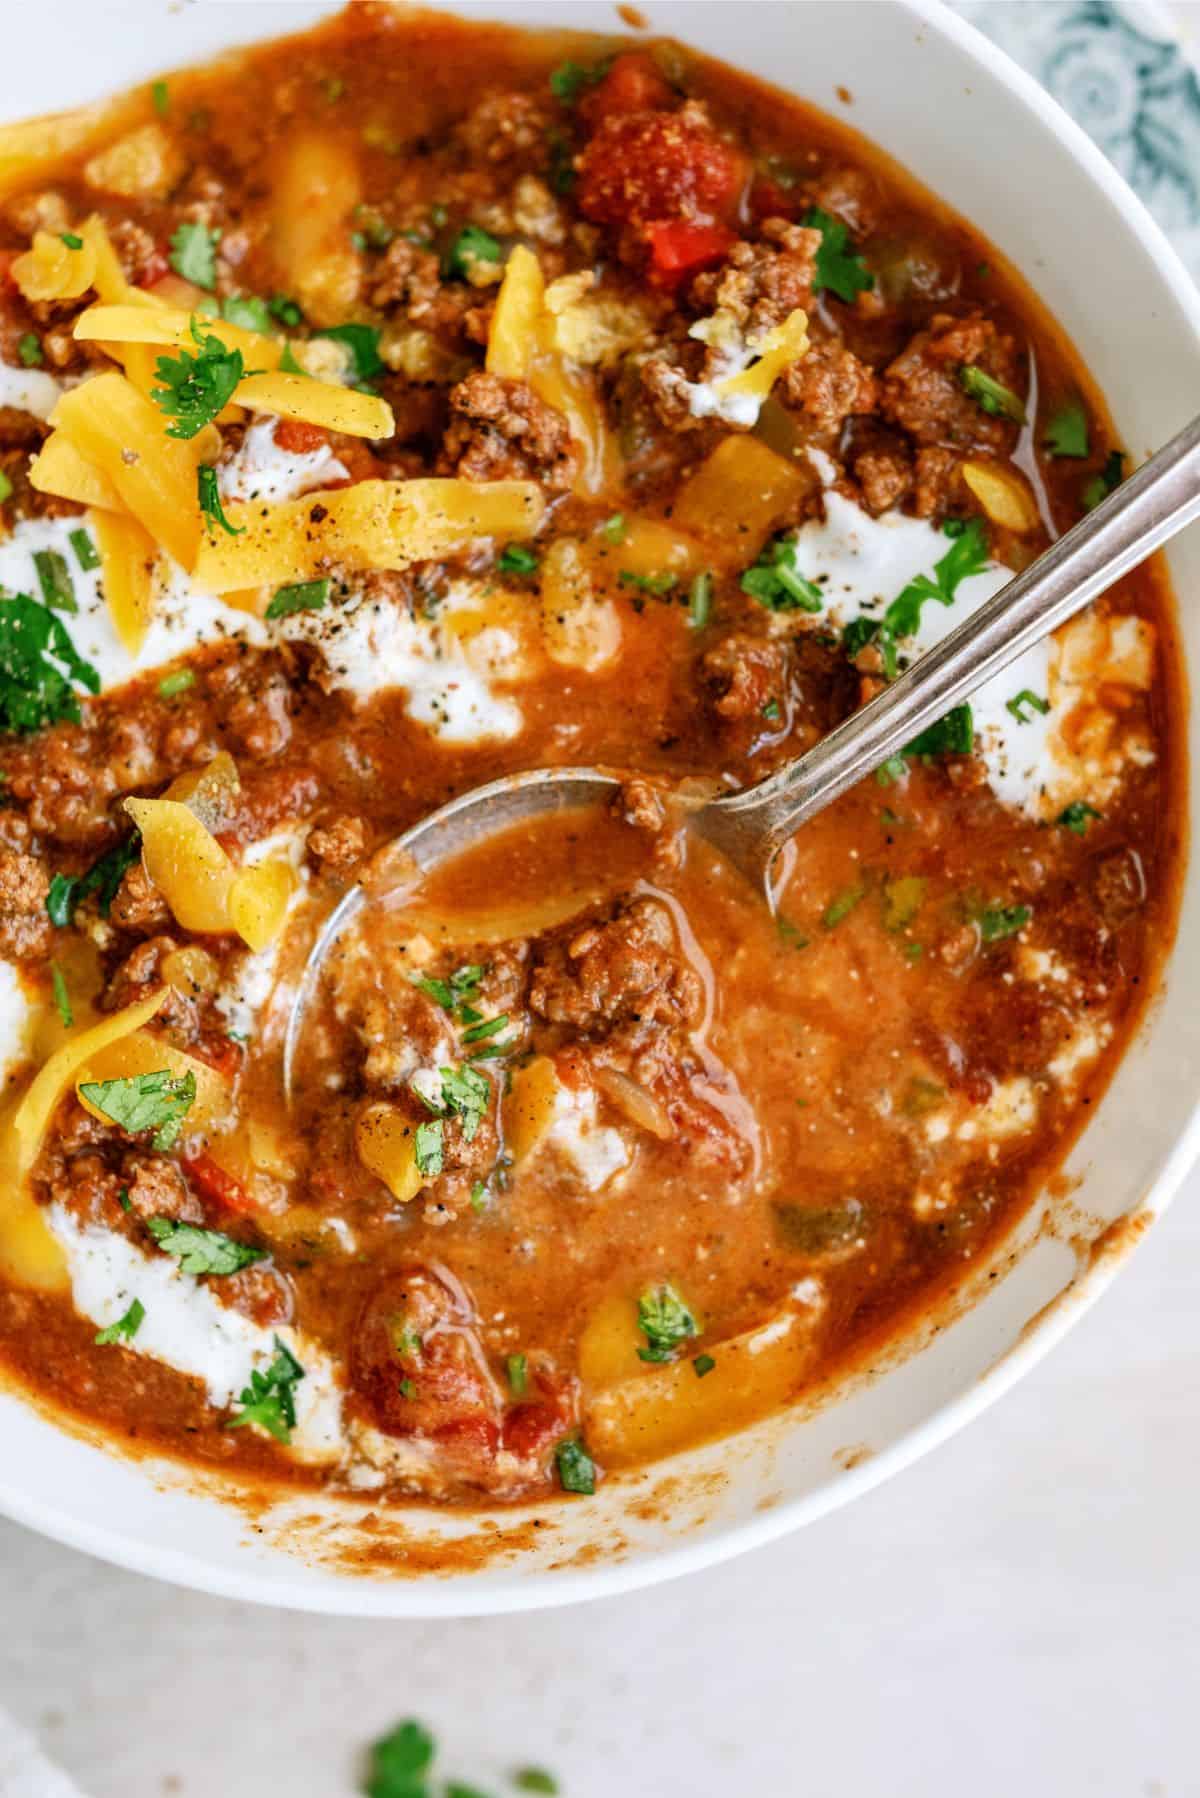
left=181, top=1150, right=255, bottom=1216
left=646, top=218, right=736, bottom=289
left=577, top=109, right=747, bottom=236
left=501, top=1368, right=579, bottom=1464
left=349, top=1266, right=502, bottom=1451
left=580, top=51, right=674, bottom=124
left=273, top=418, right=330, bottom=455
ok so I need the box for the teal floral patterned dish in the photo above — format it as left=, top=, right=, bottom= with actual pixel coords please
left=952, top=0, right=1200, bottom=277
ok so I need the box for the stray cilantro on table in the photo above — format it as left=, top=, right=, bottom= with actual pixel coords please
left=265, top=577, right=330, bottom=619
left=46, top=832, right=139, bottom=926
left=555, top=1435, right=596, bottom=1495
left=1043, top=398, right=1089, bottom=459
left=959, top=364, right=1026, bottom=424
left=80, top=1069, right=197, bottom=1151
left=152, top=319, right=244, bottom=439
left=0, top=594, right=100, bottom=734
left=198, top=463, right=244, bottom=537
left=741, top=535, right=822, bottom=613
left=226, top=1337, right=305, bottom=1443
left=361, top=1719, right=435, bottom=1798
left=168, top=220, right=220, bottom=290
left=146, top=1217, right=265, bottom=1276
left=95, top=1298, right=145, bottom=1347
left=803, top=206, right=874, bottom=303
left=637, top=1283, right=698, bottom=1363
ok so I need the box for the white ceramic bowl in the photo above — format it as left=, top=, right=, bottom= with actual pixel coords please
left=1, top=0, right=1197, bottom=1617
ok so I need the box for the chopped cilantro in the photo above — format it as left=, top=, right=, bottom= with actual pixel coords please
left=555, top=1435, right=596, bottom=1495
left=265, top=577, right=330, bottom=619
left=1043, top=398, right=1090, bottom=459
left=776, top=914, right=809, bottom=951
left=692, top=1353, right=716, bottom=1378
left=883, top=517, right=990, bottom=645
left=1058, top=801, right=1102, bottom=835
left=446, top=224, right=502, bottom=281
left=438, top=1064, right=491, bottom=1138
left=618, top=569, right=677, bottom=595
left=50, top=961, right=72, bottom=1027
left=0, top=594, right=99, bottom=733
left=117, top=1188, right=132, bottom=1213
left=397, top=1378, right=415, bottom=1400
left=688, top=570, right=713, bottom=629
left=68, top=526, right=100, bottom=571
left=741, top=535, right=822, bottom=613
left=313, top=322, right=384, bottom=383
left=0, top=471, right=12, bottom=504
left=94, top=1297, right=145, bottom=1346
left=823, top=883, right=866, bottom=929
left=601, top=513, right=626, bottom=543
left=226, top=1336, right=304, bottom=1444
left=761, top=697, right=781, bottom=722
left=637, top=1283, right=698, bottom=1363
left=416, top=963, right=485, bottom=1015
left=152, top=319, right=244, bottom=439
left=414, top=1118, right=445, bottom=1178
left=197, top=463, right=244, bottom=538
left=60, top=231, right=83, bottom=251
left=461, top=1012, right=510, bottom=1046
left=803, top=206, right=874, bottom=303
left=498, top=543, right=539, bottom=576
left=157, top=668, right=195, bottom=698
left=1083, top=450, right=1125, bottom=511
left=363, top=1721, right=435, bottom=1798
left=17, top=333, right=42, bottom=367
left=151, top=79, right=169, bottom=116
left=469, top=1179, right=488, bottom=1213
left=549, top=59, right=606, bottom=102
left=1006, top=688, right=1049, bottom=723
left=33, top=548, right=75, bottom=613
left=168, top=220, right=220, bottom=291
left=977, top=902, right=1031, bottom=943
left=220, top=293, right=272, bottom=335
left=147, top=1216, right=265, bottom=1276
left=842, top=616, right=898, bottom=681
left=959, top=364, right=1026, bottom=424
left=80, top=1069, right=196, bottom=1151
left=903, top=703, right=974, bottom=759
left=268, top=293, right=303, bottom=328
left=506, top=1353, right=528, bottom=1397
left=46, top=833, right=138, bottom=926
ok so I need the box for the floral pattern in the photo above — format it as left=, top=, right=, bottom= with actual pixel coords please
left=952, top=0, right=1200, bottom=275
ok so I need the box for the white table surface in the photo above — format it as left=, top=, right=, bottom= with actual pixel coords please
left=2, top=1172, right=1197, bottom=1798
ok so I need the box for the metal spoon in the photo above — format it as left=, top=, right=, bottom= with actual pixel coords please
left=284, top=411, right=1200, bottom=1094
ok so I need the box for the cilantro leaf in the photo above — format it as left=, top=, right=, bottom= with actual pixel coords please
left=146, top=1216, right=266, bottom=1276
left=312, top=323, right=384, bottom=383
left=33, top=548, right=75, bottom=613
left=95, top=1297, right=145, bottom=1346
left=226, top=1336, right=304, bottom=1443
left=977, top=902, right=1031, bottom=943
left=197, top=464, right=244, bottom=538
left=883, top=516, right=990, bottom=641
left=265, top=577, right=330, bottom=619
left=688, top=570, right=713, bottom=630
left=555, top=1436, right=597, bottom=1495
left=822, top=883, right=866, bottom=929
left=1083, top=450, right=1125, bottom=512
left=45, top=832, right=139, bottom=926
left=438, top=1063, right=490, bottom=1139
left=549, top=59, right=607, bottom=102
left=636, top=1283, right=698, bottom=1363
left=152, top=320, right=244, bottom=440
left=414, top=1118, right=444, bottom=1178
left=168, top=221, right=220, bottom=290
left=741, top=535, right=823, bottom=613
left=902, top=703, right=974, bottom=758
left=220, top=293, right=272, bottom=334
left=68, top=527, right=100, bottom=571
left=18, top=333, right=42, bottom=367
left=803, top=206, right=874, bottom=304
left=498, top=543, right=538, bottom=576
left=268, top=293, right=303, bottom=328
left=1043, top=399, right=1090, bottom=459
left=50, top=961, right=72, bottom=1027
left=363, top=1720, right=435, bottom=1798
left=692, top=1353, right=716, bottom=1379
left=80, top=1069, right=196, bottom=1150
left=0, top=594, right=100, bottom=734
left=1005, top=688, right=1049, bottom=723
left=446, top=225, right=502, bottom=281
left=506, top=1353, right=528, bottom=1397
left=959, top=364, right=1026, bottom=424
left=1058, top=801, right=1102, bottom=835
left=619, top=570, right=677, bottom=596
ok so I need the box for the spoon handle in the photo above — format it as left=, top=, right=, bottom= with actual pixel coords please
left=702, top=409, right=1200, bottom=885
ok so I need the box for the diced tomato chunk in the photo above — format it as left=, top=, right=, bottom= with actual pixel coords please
left=350, top=1266, right=502, bottom=1450
left=646, top=219, right=736, bottom=289
left=577, top=110, right=747, bottom=238
left=273, top=418, right=330, bottom=455
left=580, top=52, right=674, bottom=124
left=181, top=1150, right=255, bottom=1216
left=501, top=1369, right=579, bottom=1464
left=748, top=174, right=802, bottom=221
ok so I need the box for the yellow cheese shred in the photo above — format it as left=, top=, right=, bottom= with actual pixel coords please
left=715, top=308, right=809, bottom=401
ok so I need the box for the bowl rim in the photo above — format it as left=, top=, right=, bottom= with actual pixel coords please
left=2, top=0, right=1199, bottom=1616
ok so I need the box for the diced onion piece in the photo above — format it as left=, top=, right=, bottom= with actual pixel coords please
left=961, top=459, right=1041, bottom=535
left=486, top=244, right=545, bottom=381
left=76, top=1031, right=229, bottom=1136
left=93, top=508, right=156, bottom=655
left=269, top=132, right=362, bottom=327
left=541, top=538, right=621, bottom=672
left=123, top=797, right=234, bottom=934
left=529, top=346, right=618, bottom=497
left=505, top=1056, right=565, bottom=1167
left=83, top=122, right=186, bottom=201
left=50, top=372, right=207, bottom=570
left=163, top=752, right=241, bottom=831
left=593, top=1066, right=672, bottom=1139
left=193, top=478, right=545, bottom=592
left=11, top=228, right=97, bottom=302
left=6, top=987, right=168, bottom=1179
left=716, top=307, right=809, bottom=401
left=226, top=858, right=296, bottom=953
left=672, top=435, right=809, bottom=554
left=28, top=433, right=125, bottom=512
left=585, top=1308, right=816, bottom=1468
left=234, top=370, right=392, bottom=440
left=74, top=301, right=282, bottom=369
left=355, top=1102, right=425, bottom=1203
